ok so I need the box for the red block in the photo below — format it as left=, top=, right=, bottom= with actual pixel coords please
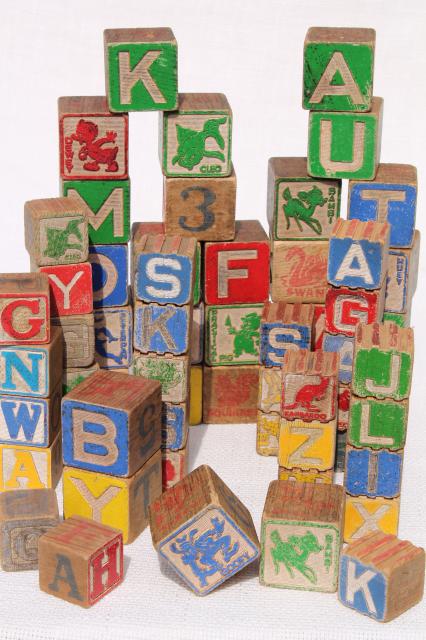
left=0, top=273, right=50, bottom=345
left=325, top=286, right=384, bottom=337
left=40, top=263, right=93, bottom=317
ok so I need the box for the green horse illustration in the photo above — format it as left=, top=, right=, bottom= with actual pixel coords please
left=43, top=219, right=83, bottom=259
left=225, top=312, right=260, bottom=357
left=282, top=185, right=327, bottom=235
left=172, top=118, right=227, bottom=170
left=270, top=529, right=323, bottom=584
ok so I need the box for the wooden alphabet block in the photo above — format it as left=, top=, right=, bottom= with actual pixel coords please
left=63, top=180, right=130, bottom=245
left=267, top=157, right=341, bottom=240
left=0, top=433, right=62, bottom=491
left=278, top=467, right=333, bottom=484
left=335, top=429, right=347, bottom=472
left=312, top=304, right=326, bottom=349
left=382, top=310, right=412, bottom=329
left=163, top=169, right=236, bottom=240
left=205, top=304, right=263, bottom=366
left=62, top=370, right=161, bottom=477
left=325, top=286, right=385, bottom=337
left=134, top=301, right=191, bottom=356
left=94, top=306, right=132, bottom=369
left=52, top=313, right=95, bottom=368
left=203, top=365, right=259, bottom=423
left=104, top=28, right=177, bottom=112
left=348, top=396, right=408, bottom=451
left=149, top=465, right=259, bottom=595
left=271, top=240, right=328, bottom=303
left=0, top=489, right=59, bottom=571
left=323, top=332, right=354, bottom=384
left=337, top=384, right=350, bottom=431
left=303, top=27, right=375, bottom=112
left=40, top=262, right=92, bottom=317
left=191, top=304, right=204, bottom=364
left=59, top=96, right=128, bottom=180
left=160, top=93, right=232, bottom=178
left=204, top=221, right=269, bottom=305
left=308, top=97, right=383, bottom=180
left=63, top=362, right=100, bottom=394
left=345, top=446, right=403, bottom=499
left=385, top=231, right=420, bottom=313
left=89, top=244, right=128, bottom=308
left=260, top=481, right=344, bottom=591
left=352, top=322, right=413, bottom=401
left=258, top=366, right=281, bottom=414
left=132, top=353, right=189, bottom=404
left=162, top=447, right=187, bottom=491
left=63, top=449, right=162, bottom=544
left=39, top=516, right=123, bottom=607
left=328, top=219, right=389, bottom=290
left=0, top=273, right=50, bottom=345
left=257, top=411, right=280, bottom=456
left=25, top=197, right=88, bottom=267
left=260, top=302, right=313, bottom=367
left=279, top=418, right=336, bottom=471
left=348, top=164, right=417, bottom=248
left=131, top=221, right=165, bottom=281
left=162, top=401, right=188, bottom=451
left=338, top=531, right=425, bottom=622
left=344, top=496, right=400, bottom=544
left=189, top=365, right=202, bottom=426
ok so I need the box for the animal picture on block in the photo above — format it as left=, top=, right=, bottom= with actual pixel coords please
left=133, top=354, right=189, bottom=404
left=325, top=287, right=385, bottom=337
left=271, top=241, right=329, bottom=303
left=344, top=495, right=400, bottom=543
left=0, top=433, right=62, bottom=492
left=94, top=306, right=132, bottom=369
left=203, top=365, right=259, bottom=424
left=89, top=244, right=128, bottom=308
left=0, top=273, right=50, bottom=345
left=260, top=302, right=314, bottom=368
left=205, top=304, right=263, bottom=366
left=260, top=481, right=345, bottom=592
left=40, top=263, right=93, bottom=317
left=149, top=465, right=260, bottom=595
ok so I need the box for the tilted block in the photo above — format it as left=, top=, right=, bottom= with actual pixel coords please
left=337, top=384, right=350, bottom=431
left=335, top=429, right=347, bottom=472
left=40, top=262, right=92, bottom=317
left=191, top=303, right=204, bottom=364
left=162, top=401, right=188, bottom=451
left=258, top=366, right=281, bottom=414
left=189, top=365, right=203, bottom=426
left=278, top=467, right=333, bottom=484
left=348, top=397, right=408, bottom=451
left=52, top=313, right=95, bottom=368
left=260, top=302, right=313, bottom=367
left=203, top=365, right=259, bottom=424
left=257, top=411, right=280, bottom=457
left=132, top=353, right=189, bottom=404
left=271, top=240, right=328, bottom=303
left=345, top=446, right=403, bottom=499
left=0, top=489, right=59, bottom=571
left=162, top=447, right=187, bottom=491
left=385, top=231, right=420, bottom=314
left=0, top=273, right=50, bottom=345
left=260, top=481, right=344, bottom=592
left=279, top=418, right=336, bottom=471
left=205, top=304, right=263, bottom=366
left=348, top=164, right=417, bottom=248
left=89, top=243, right=128, bottom=308
left=308, top=97, right=383, bottom=180
left=63, top=449, right=162, bottom=544
left=59, top=96, right=128, bottom=180
left=62, top=370, right=161, bottom=477
left=339, top=531, right=425, bottom=622
left=39, top=516, right=123, bottom=607
left=149, top=465, right=259, bottom=595
left=160, top=93, right=232, bottom=178
left=323, top=332, right=354, bottom=384
left=344, top=495, right=400, bottom=544
left=0, top=433, right=62, bottom=491
left=94, top=306, right=132, bottom=369
left=312, top=304, right=326, bottom=349
left=204, top=220, right=270, bottom=305
left=134, top=301, right=191, bottom=356
left=63, top=363, right=100, bottom=395
left=325, top=286, right=385, bottom=337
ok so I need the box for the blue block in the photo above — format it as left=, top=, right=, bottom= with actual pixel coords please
left=134, top=304, right=190, bottom=355
left=345, top=448, right=402, bottom=498
left=89, top=244, right=128, bottom=308
left=339, top=555, right=386, bottom=621
left=161, top=402, right=187, bottom=450
left=136, top=253, right=193, bottom=305
left=0, top=346, right=48, bottom=397
left=94, top=307, right=132, bottom=369
left=260, top=322, right=310, bottom=367
left=0, top=395, right=49, bottom=447
left=328, top=237, right=385, bottom=289
left=323, top=333, right=354, bottom=384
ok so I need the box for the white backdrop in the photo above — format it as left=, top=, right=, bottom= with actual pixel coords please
left=0, top=1, right=425, bottom=638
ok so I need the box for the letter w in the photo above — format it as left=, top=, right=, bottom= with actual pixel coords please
left=1, top=400, right=42, bottom=441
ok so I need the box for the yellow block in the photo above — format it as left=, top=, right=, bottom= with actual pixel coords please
left=344, top=495, right=400, bottom=544
left=189, top=365, right=203, bottom=425
left=279, top=418, right=336, bottom=471
left=257, top=411, right=279, bottom=456
left=0, top=434, right=62, bottom=491
left=278, top=467, right=333, bottom=484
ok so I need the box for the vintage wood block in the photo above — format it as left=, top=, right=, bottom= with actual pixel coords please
left=337, top=384, right=350, bottom=431
left=63, top=362, right=100, bottom=394
left=134, top=301, right=191, bottom=356
left=62, top=370, right=161, bottom=477
left=40, top=262, right=92, bottom=317
left=191, top=304, right=204, bottom=365
left=353, top=322, right=413, bottom=401
left=104, top=28, right=177, bottom=112
left=312, top=304, right=325, bottom=349
left=260, top=480, right=344, bottom=592
left=0, top=489, right=59, bottom=571
left=278, top=468, right=333, bottom=484
left=89, top=244, right=128, bottom=308
left=348, top=164, right=417, bottom=248
left=163, top=169, right=236, bottom=240
left=63, top=180, right=130, bottom=245
left=279, top=418, right=336, bottom=471
left=0, top=433, right=62, bottom=492
left=257, top=411, right=280, bottom=457
left=335, top=428, right=347, bottom=472
left=25, top=197, right=88, bottom=267
left=308, top=97, right=383, bottom=180
left=39, top=515, right=123, bottom=607
left=260, top=302, right=313, bottom=367
left=323, top=332, right=354, bottom=384
left=0, top=326, right=63, bottom=398
left=189, top=365, right=202, bottom=426
left=345, top=445, right=403, bottom=499
left=162, top=447, right=187, bottom=491
left=205, top=304, right=263, bottom=366
left=338, top=531, right=425, bottom=622
left=385, top=231, right=420, bottom=314
left=94, top=306, right=132, bottom=369
left=328, top=219, right=389, bottom=290
left=149, top=465, right=259, bottom=595
left=52, top=313, right=95, bottom=368
left=132, top=353, right=190, bottom=404
left=382, top=310, right=412, bottom=328
left=162, top=402, right=188, bottom=451
left=348, top=396, right=408, bottom=451
left=204, top=221, right=269, bottom=305
left=303, top=27, right=375, bottom=112
left=203, top=365, right=259, bottom=424
left=63, top=449, right=162, bottom=545
left=281, top=350, right=338, bottom=423
left=59, top=96, right=128, bottom=180
left=0, top=273, right=50, bottom=345
left=271, top=240, right=328, bottom=303
left=258, top=366, right=281, bottom=414
left=160, top=93, right=232, bottom=178
left=325, top=286, right=385, bottom=337
left=344, top=495, right=400, bottom=544
left=267, top=157, right=341, bottom=241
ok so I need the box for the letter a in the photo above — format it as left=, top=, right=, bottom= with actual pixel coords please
left=311, top=52, right=364, bottom=105
left=119, top=51, right=166, bottom=105
left=334, top=243, right=373, bottom=285
left=345, top=559, right=377, bottom=615
left=48, top=554, right=83, bottom=601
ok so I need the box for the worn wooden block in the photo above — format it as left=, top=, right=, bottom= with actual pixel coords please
left=348, top=164, right=417, bottom=248
left=205, top=304, right=263, bottom=366
left=0, top=273, right=50, bottom=345
left=160, top=93, right=232, bottom=178
left=191, top=304, right=204, bottom=365
left=344, top=496, right=400, bottom=543
left=258, top=366, right=281, bottom=414
left=279, top=418, right=336, bottom=471
left=348, top=396, right=408, bottom=451
left=203, top=365, right=259, bottom=424
left=325, top=286, right=385, bottom=337
left=63, top=448, right=162, bottom=545
left=204, top=221, right=269, bottom=305
left=323, top=332, right=354, bottom=384
left=278, top=467, right=333, bottom=484
left=162, top=447, right=187, bottom=491
left=162, top=402, right=188, bottom=451
left=63, top=180, right=130, bottom=245
left=385, top=231, right=420, bottom=313
left=130, top=221, right=165, bottom=282
left=308, top=97, right=383, bottom=180
left=39, top=515, right=123, bottom=607
left=0, top=489, right=59, bottom=571
left=303, top=27, right=375, bottom=112
left=353, top=322, right=413, bottom=401
left=260, top=302, right=313, bottom=367
left=40, top=262, right=92, bottom=317
left=337, top=384, right=350, bottom=431
left=89, top=244, right=128, bottom=308
left=104, top=28, right=177, bottom=112
left=257, top=411, right=280, bottom=456
left=335, top=428, right=347, bottom=472
left=267, top=158, right=341, bottom=241
left=382, top=311, right=411, bottom=328
left=134, top=301, right=191, bottom=356
left=59, top=96, right=128, bottom=180
left=260, top=481, right=344, bottom=591
left=339, top=531, right=425, bottom=622
left=0, top=326, right=63, bottom=398
left=0, top=433, right=62, bottom=492
left=63, top=362, right=100, bottom=394
left=345, top=445, right=403, bottom=499
left=94, top=306, right=132, bottom=369
left=52, top=313, right=95, bottom=368
left=149, top=465, right=259, bottom=595
left=312, top=304, right=326, bottom=349
left=62, top=370, right=161, bottom=477
left=281, top=350, right=338, bottom=423
left=189, top=365, right=202, bottom=426
left=271, top=240, right=329, bottom=303
left=132, top=353, right=190, bottom=404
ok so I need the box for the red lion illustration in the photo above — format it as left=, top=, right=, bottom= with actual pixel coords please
left=71, top=119, right=119, bottom=172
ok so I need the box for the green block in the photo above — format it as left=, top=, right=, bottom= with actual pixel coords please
left=348, top=398, right=407, bottom=450
left=63, top=180, right=130, bottom=245
left=353, top=347, right=412, bottom=401
left=193, top=242, right=201, bottom=305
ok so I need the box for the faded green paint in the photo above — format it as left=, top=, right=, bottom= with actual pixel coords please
left=383, top=312, right=407, bottom=328
left=172, top=118, right=227, bottom=170
left=43, top=220, right=84, bottom=260
left=353, top=347, right=412, bottom=401
left=348, top=398, right=407, bottom=450
left=193, top=243, right=201, bottom=305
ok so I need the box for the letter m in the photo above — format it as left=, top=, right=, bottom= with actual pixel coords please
left=66, top=188, right=125, bottom=237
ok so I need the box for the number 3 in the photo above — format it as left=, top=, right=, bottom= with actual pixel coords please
left=179, top=186, right=215, bottom=232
